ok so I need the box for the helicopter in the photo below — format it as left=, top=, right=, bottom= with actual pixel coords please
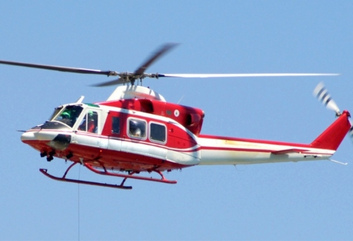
left=0, top=43, right=350, bottom=190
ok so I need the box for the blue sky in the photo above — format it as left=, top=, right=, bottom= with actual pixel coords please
left=1, top=1, right=353, bottom=240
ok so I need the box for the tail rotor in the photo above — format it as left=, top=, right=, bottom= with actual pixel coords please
left=313, top=82, right=353, bottom=142
left=313, top=82, right=341, bottom=116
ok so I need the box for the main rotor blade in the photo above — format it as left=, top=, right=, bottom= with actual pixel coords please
left=0, top=60, right=119, bottom=76
left=158, top=73, right=339, bottom=78
left=93, top=72, right=339, bottom=87
left=134, top=43, right=178, bottom=76
left=92, top=77, right=127, bottom=87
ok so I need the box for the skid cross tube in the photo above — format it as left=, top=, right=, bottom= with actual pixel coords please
left=84, top=163, right=177, bottom=184
left=39, top=162, right=132, bottom=190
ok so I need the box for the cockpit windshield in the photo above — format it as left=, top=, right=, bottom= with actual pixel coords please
left=49, top=106, right=63, bottom=120
left=53, top=105, right=83, bottom=127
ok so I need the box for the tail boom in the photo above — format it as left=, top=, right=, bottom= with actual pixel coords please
left=197, top=111, right=351, bottom=165
left=198, top=136, right=334, bottom=166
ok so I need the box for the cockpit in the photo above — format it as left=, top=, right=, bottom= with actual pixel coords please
left=40, top=104, right=99, bottom=133
left=52, top=105, right=83, bottom=127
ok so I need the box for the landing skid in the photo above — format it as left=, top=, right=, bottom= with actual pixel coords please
left=39, top=161, right=177, bottom=190
left=39, top=162, right=132, bottom=190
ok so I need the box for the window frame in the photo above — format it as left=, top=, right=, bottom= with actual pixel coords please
left=127, top=117, right=147, bottom=140
left=54, top=105, right=83, bottom=128
left=77, top=109, right=99, bottom=133
left=149, top=121, right=167, bottom=144
left=111, top=116, right=121, bottom=135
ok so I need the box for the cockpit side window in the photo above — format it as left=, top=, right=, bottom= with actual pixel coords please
left=54, top=105, right=83, bottom=127
left=79, top=111, right=98, bottom=133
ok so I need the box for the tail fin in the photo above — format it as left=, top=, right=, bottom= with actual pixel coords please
left=311, top=110, right=351, bottom=150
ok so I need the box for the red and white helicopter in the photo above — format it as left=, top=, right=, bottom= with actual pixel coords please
left=1, top=43, right=350, bottom=190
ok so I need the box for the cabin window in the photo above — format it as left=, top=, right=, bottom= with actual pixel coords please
left=128, top=118, right=146, bottom=139
left=79, top=111, right=98, bottom=133
left=54, top=105, right=83, bottom=127
left=112, top=117, right=120, bottom=134
left=150, top=123, right=166, bottom=143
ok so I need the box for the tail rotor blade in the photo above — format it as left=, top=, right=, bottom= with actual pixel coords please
left=313, top=82, right=341, bottom=115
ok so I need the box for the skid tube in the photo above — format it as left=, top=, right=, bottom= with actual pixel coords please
left=84, top=163, right=178, bottom=185
left=39, top=162, right=132, bottom=190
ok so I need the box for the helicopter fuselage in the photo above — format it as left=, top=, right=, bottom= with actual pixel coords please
left=20, top=85, right=351, bottom=188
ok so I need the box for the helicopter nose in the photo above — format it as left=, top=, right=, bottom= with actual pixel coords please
left=21, top=130, right=71, bottom=152
left=21, top=131, right=36, bottom=142
left=21, top=130, right=59, bottom=143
